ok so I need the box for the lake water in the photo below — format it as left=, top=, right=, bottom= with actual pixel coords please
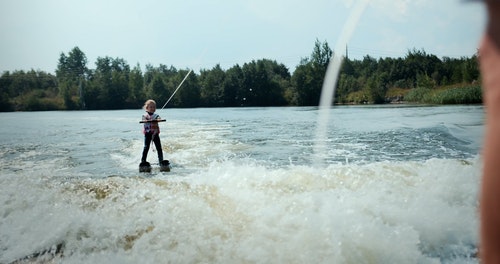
left=0, top=105, right=484, bottom=263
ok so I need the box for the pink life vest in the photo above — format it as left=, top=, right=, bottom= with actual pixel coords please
left=142, top=112, right=161, bottom=135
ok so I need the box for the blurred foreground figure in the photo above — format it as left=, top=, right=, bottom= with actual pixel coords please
left=480, top=0, right=500, bottom=263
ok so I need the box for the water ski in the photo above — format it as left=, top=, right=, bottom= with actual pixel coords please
left=160, top=160, right=171, bottom=172
left=139, top=160, right=170, bottom=173
left=139, top=161, right=152, bottom=173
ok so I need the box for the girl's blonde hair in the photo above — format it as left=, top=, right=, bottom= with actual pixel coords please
left=143, top=99, right=156, bottom=110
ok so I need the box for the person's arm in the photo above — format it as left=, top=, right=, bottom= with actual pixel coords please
left=480, top=1, right=500, bottom=262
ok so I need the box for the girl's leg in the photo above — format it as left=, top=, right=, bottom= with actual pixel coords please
left=141, top=133, right=153, bottom=162
left=152, top=134, right=164, bottom=162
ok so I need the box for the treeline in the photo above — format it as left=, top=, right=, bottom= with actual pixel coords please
left=0, top=40, right=481, bottom=111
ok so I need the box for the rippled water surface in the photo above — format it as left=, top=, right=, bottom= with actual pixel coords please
left=0, top=105, right=484, bottom=263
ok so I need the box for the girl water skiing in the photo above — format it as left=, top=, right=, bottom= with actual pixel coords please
left=140, top=99, right=169, bottom=171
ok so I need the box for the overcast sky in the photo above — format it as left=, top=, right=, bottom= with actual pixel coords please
left=0, top=0, right=486, bottom=74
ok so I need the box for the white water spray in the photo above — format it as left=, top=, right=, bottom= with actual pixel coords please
left=313, top=0, right=371, bottom=166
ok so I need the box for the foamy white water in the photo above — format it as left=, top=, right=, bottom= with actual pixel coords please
left=0, top=106, right=483, bottom=263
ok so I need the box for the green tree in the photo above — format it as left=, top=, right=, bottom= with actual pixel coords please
left=336, top=73, right=358, bottom=103
left=109, top=58, right=130, bottom=109
left=0, top=71, right=13, bottom=111
left=89, top=56, right=112, bottom=109
left=462, top=55, right=479, bottom=83
left=259, top=59, right=290, bottom=106
left=292, top=62, right=314, bottom=106
left=0, top=70, right=60, bottom=111
left=85, top=56, right=130, bottom=109
left=292, top=39, right=332, bottom=106
left=146, top=65, right=177, bottom=102
left=175, top=69, right=200, bottom=108
left=239, top=59, right=287, bottom=106
left=367, top=72, right=389, bottom=103
left=403, top=49, right=441, bottom=88
left=199, top=64, right=225, bottom=107
left=149, top=74, right=168, bottom=106
left=223, top=64, right=244, bottom=107
left=416, top=72, right=435, bottom=89
left=56, top=46, right=88, bottom=109
left=128, top=63, right=145, bottom=108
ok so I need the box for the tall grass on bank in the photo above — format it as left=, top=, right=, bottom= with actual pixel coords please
left=405, top=85, right=482, bottom=104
